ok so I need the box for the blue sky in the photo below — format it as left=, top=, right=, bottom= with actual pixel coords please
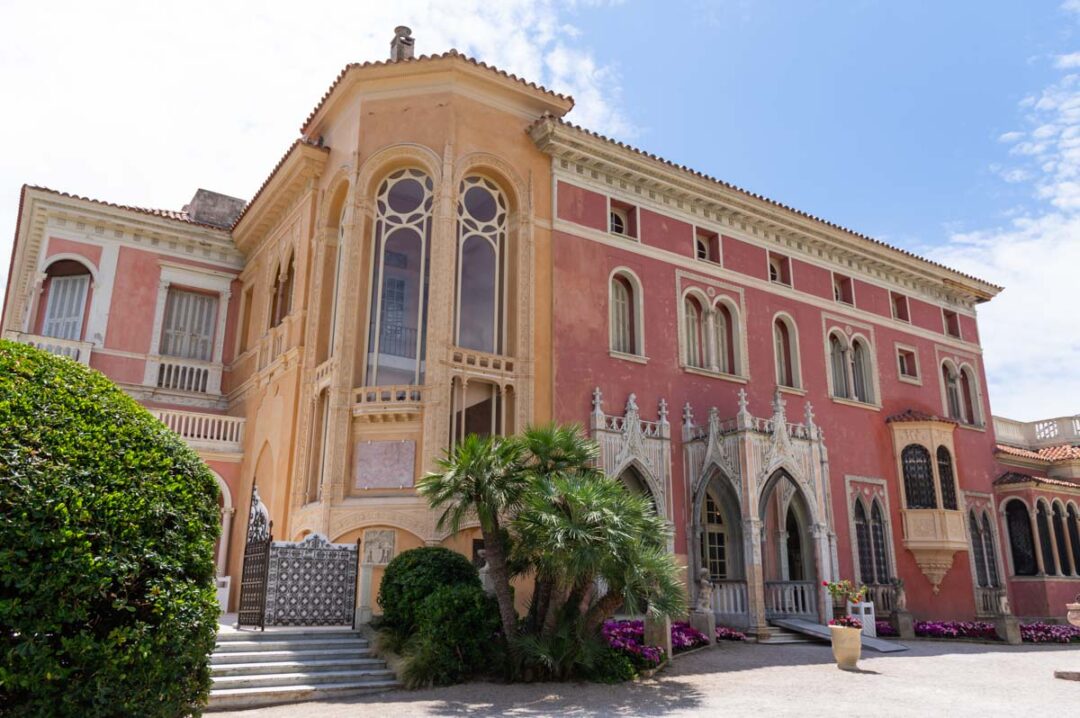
left=0, top=1, right=1076, bottom=421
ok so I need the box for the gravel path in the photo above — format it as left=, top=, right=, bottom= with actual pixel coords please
left=214, top=640, right=1080, bottom=717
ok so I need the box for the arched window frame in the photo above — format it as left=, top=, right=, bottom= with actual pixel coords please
left=269, top=251, right=295, bottom=329
left=1036, top=499, right=1058, bottom=576
left=454, top=175, right=508, bottom=355
left=712, top=296, right=745, bottom=377
left=1051, top=500, right=1075, bottom=577
left=849, top=334, right=876, bottom=404
left=609, top=268, right=644, bottom=357
left=941, top=360, right=963, bottom=421
left=772, top=312, right=801, bottom=390
left=1002, top=498, right=1038, bottom=576
left=363, top=167, right=435, bottom=387
left=828, top=331, right=850, bottom=399
left=958, top=363, right=983, bottom=426
left=901, top=444, right=937, bottom=509
left=680, top=290, right=707, bottom=369
left=37, top=256, right=96, bottom=341
left=935, top=446, right=959, bottom=510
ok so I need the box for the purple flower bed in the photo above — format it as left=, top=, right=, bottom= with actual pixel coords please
left=1020, top=622, right=1080, bottom=644
left=875, top=620, right=898, bottom=637
left=715, top=626, right=748, bottom=642
left=671, top=621, right=710, bottom=653
left=601, top=620, right=663, bottom=669
left=914, top=620, right=998, bottom=640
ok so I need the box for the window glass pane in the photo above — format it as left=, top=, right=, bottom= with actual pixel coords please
left=981, top=513, right=1000, bottom=587
left=830, top=336, right=849, bottom=398
left=902, top=444, right=936, bottom=509
left=160, top=288, right=218, bottom=361
left=854, top=502, right=874, bottom=585
left=870, top=502, right=890, bottom=584
left=936, top=447, right=958, bottom=510
left=458, top=236, right=497, bottom=352
left=1037, top=505, right=1057, bottom=575
left=1006, top=502, right=1037, bottom=576
left=970, top=511, right=989, bottom=587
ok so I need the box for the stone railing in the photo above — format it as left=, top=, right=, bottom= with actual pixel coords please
left=975, top=586, right=1007, bottom=617
left=152, top=409, right=245, bottom=452
left=154, top=356, right=221, bottom=394
left=866, top=583, right=896, bottom=616
left=764, top=580, right=818, bottom=619
left=258, top=323, right=288, bottom=371
left=5, top=331, right=93, bottom=365
left=994, top=415, right=1080, bottom=449
left=352, top=384, right=424, bottom=422
left=712, top=579, right=749, bottom=623
left=448, top=347, right=515, bottom=380
left=314, top=358, right=334, bottom=387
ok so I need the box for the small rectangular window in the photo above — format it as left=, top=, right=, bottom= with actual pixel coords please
left=237, top=285, right=254, bottom=354
left=833, top=274, right=854, bottom=304
left=890, top=292, right=910, bottom=322
left=768, top=253, right=791, bottom=286
left=695, top=229, right=720, bottom=263
left=943, top=309, right=961, bottom=338
left=898, top=348, right=918, bottom=379
left=609, top=199, right=637, bottom=238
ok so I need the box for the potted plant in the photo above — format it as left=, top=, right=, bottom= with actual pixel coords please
left=828, top=614, right=863, bottom=669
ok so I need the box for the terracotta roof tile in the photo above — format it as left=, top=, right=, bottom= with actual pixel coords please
left=994, top=471, right=1080, bottom=489
left=886, top=409, right=957, bottom=424
left=300, top=51, right=573, bottom=134
left=23, top=185, right=230, bottom=232
left=529, top=115, right=1003, bottom=295
left=996, top=443, right=1080, bottom=463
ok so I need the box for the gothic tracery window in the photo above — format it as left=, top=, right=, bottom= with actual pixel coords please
left=365, top=168, right=434, bottom=386
left=703, top=492, right=728, bottom=580
left=773, top=316, right=798, bottom=389
left=1005, top=500, right=1037, bottom=576
left=456, top=176, right=507, bottom=355
left=936, top=446, right=959, bottom=510
left=684, top=295, right=705, bottom=368
left=854, top=499, right=890, bottom=585
left=829, top=333, right=850, bottom=399
left=901, top=444, right=936, bottom=509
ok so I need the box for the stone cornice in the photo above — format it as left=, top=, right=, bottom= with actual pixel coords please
left=232, top=142, right=329, bottom=252
left=530, top=118, right=1002, bottom=308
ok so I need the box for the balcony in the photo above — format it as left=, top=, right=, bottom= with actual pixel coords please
left=5, top=331, right=92, bottom=365
left=994, top=415, right=1080, bottom=449
left=147, top=356, right=222, bottom=395
left=448, top=347, right=516, bottom=382
left=152, top=409, right=245, bottom=453
left=901, top=508, right=968, bottom=593
left=352, top=384, right=424, bottom=423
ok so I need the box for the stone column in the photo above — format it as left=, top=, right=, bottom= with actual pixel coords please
left=1030, top=508, right=1047, bottom=576
left=744, top=516, right=768, bottom=638
left=217, top=507, right=235, bottom=576
left=1062, top=511, right=1077, bottom=576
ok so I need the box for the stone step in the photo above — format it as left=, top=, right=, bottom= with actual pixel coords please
left=211, top=647, right=374, bottom=665
left=206, top=680, right=400, bottom=711
left=213, top=637, right=369, bottom=653
left=216, top=627, right=360, bottom=642
left=211, top=668, right=396, bottom=691
left=212, top=657, right=387, bottom=677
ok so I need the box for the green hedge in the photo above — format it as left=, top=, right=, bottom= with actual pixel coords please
left=401, top=584, right=501, bottom=688
left=377, top=547, right=480, bottom=635
left=0, top=340, right=221, bottom=716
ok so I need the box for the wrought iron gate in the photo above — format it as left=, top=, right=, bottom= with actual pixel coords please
left=237, top=486, right=272, bottom=629
left=235, top=485, right=360, bottom=627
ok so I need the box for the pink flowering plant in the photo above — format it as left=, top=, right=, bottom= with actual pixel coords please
left=601, top=620, right=664, bottom=670
left=671, top=622, right=710, bottom=652
left=914, top=620, right=997, bottom=640
left=715, top=626, right=748, bottom=642
left=1020, top=623, right=1080, bottom=644
left=829, top=615, right=863, bottom=629
left=875, top=620, right=899, bottom=637
left=822, top=579, right=867, bottom=605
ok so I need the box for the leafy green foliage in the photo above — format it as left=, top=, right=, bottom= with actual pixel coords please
left=400, top=584, right=500, bottom=688
left=377, top=547, right=480, bottom=636
left=0, top=340, right=221, bottom=716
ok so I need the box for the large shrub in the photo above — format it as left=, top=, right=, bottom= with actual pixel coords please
left=0, top=341, right=221, bottom=716
left=377, top=546, right=480, bottom=635
left=401, top=584, right=500, bottom=688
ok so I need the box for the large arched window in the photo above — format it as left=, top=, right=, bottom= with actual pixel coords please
left=1005, top=500, right=1038, bottom=576
left=703, top=491, right=728, bottom=580
left=1036, top=501, right=1057, bottom=576
left=981, top=512, right=1000, bottom=587
left=455, top=176, right=507, bottom=354
left=969, top=509, right=999, bottom=587
left=850, top=338, right=873, bottom=403
left=936, top=446, right=959, bottom=510
left=854, top=499, right=890, bottom=585
left=40, top=259, right=92, bottom=340
left=365, top=168, right=434, bottom=386
left=1052, top=503, right=1074, bottom=576
left=610, top=271, right=641, bottom=356
left=714, top=299, right=740, bottom=375
left=959, top=365, right=982, bottom=426
left=683, top=295, right=705, bottom=368
left=773, top=315, right=799, bottom=389
left=328, top=203, right=347, bottom=358
left=901, top=444, right=936, bottom=509
left=829, top=333, right=850, bottom=399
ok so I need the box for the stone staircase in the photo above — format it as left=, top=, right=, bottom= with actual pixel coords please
left=207, top=627, right=399, bottom=711
left=758, top=624, right=819, bottom=645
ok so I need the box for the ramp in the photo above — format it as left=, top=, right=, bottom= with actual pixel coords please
left=770, top=618, right=909, bottom=653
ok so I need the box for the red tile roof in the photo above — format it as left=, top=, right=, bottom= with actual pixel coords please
left=995, top=471, right=1080, bottom=489
left=529, top=115, right=1004, bottom=295
left=300, top=51, right=574, bottom=134
left=886, top=409, right=957, bottom=424
left=22, top=185, right=230, bottom=232
left=996, top=443, right=1080, bottom=463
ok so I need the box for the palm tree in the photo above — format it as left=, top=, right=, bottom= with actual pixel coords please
left=417, top=433, right=526, bottom=651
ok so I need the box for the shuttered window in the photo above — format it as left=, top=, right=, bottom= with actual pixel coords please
left=160, top=288, right=218, bottom=361
left=43, top=274, right=90, bottom=340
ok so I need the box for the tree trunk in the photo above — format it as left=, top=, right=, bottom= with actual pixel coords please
left=531, top=574, right=553, bottom=634
left=583, top=590, right=624, bottom=634
left=481, top=522, right=518, bottom=655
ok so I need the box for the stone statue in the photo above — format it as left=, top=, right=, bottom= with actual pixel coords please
left=997, top=591, right=1011, bottom=616
left=477, top=549, right=495, bottom=595
left=695, top=568, right=713, bottom=612
left=893, top=582, right=908, bottom=611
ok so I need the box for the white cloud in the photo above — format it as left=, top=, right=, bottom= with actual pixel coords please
left=930, top=52, right=1080, bottom=421
left=0, top=0, right=631, bottom=294
left=1055, top=51, right=1080, bottom=68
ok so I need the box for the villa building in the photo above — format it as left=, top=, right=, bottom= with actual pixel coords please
left=4, top=29, right=1079, bottom=633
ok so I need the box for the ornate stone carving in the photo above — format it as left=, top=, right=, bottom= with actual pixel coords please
left=591, top=389, right=671, bottom=518
left=361, top=529, right=396, bottom=565
left=695, top=568, right=713, bottom=612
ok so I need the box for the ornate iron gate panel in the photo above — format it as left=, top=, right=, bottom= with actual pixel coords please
left=264, top=534, right=360, bottom=626
left=237, top=486, right=272, bottom=629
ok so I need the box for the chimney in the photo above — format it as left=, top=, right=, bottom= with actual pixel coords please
left=390, top=26, right=414, bottom=61
left=183, top=189, right=246, bottom=229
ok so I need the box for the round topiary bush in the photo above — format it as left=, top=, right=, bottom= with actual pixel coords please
left=401, top=583, right=500, bottom=688
left=377, top=546, right=480, bottom=635
left=0, top=341, right=221, bottom=716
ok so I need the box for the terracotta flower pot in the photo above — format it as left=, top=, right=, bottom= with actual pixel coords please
left=830, top=625, right=862, bottom=670
left=1066, top=597, right=1080, bottom=629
